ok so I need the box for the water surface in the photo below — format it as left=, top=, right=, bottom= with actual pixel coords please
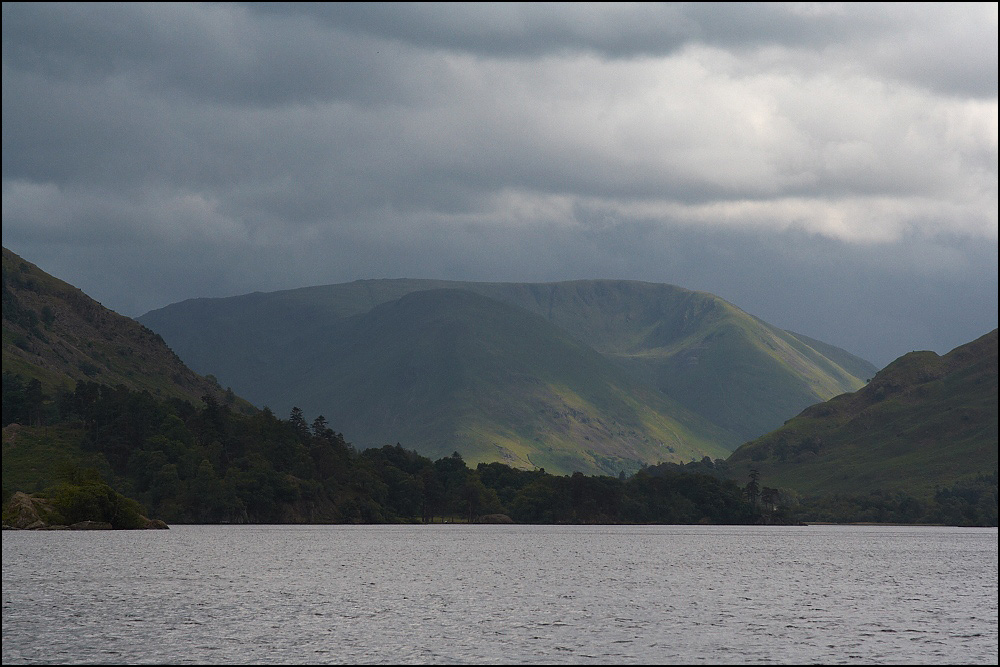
left=2, top=524, right=997, bottom=664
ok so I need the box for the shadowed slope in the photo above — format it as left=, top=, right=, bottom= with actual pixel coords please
left=2, top=247, right=240, bottom=408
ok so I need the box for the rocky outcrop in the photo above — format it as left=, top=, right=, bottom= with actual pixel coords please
left=2, top=491, right=169, bottom=530
left=3, top=492, right=58, bottom=529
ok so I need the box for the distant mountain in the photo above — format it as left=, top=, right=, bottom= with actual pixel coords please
left=727, top=329, right=999, bottom=496
left=2, top=247, right=238, bottom=408
left=139, top=278, right=876, bottom=475
left=267, top=288, right=738, bottom=473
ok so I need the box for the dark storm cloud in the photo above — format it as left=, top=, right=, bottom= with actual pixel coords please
left=250, top=2, right=697, bottom=59
left=1, top=2, right=438, bottom=107
left=253, top=2, right=883, bottom=59
left=2, top=2, right=996, bottom=367
left=252, top=2, right=996, bottom=98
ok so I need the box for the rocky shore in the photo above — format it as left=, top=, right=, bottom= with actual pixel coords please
left=2, top=491, right=168, bottom=530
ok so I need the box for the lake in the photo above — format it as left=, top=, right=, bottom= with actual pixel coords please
left=2, top=524, right=997, bottom=664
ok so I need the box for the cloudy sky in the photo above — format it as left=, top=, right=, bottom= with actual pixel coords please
left=3, top=2, right=997, bottom=367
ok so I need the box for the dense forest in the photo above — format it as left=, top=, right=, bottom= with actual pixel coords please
left=3, top=372, right=996, bottom=527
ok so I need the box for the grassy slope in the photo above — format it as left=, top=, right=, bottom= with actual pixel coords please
left=2, top=247, right=245, bottom=408
left=2, top=423, right=111, bottom=495
left=785, top=330, right=880, bottom=384
left=463, top=281, right=873, bottom=441
left=265, top=288, right=737, bottom=475
left=727, top=329, right=999, bottom=497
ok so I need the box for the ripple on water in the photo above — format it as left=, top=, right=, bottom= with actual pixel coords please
left=2, top=525, right=997, bottom=664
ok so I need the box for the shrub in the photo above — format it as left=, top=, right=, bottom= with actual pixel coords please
left=50, top=481, right=148, bottom=529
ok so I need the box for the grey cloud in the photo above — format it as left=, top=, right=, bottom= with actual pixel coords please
left=254, top=2, right=892, bottom=59
left=6, top=3, right=993, bottom=116
left=250, top=2, right=996, bottom=98
left=2, top=3, right=440, bottom=107
left=862, top=3, right=998, bottom=98
left=2, top=2, right=995, bottom=369
left=250, top=2, right=696, bottom=59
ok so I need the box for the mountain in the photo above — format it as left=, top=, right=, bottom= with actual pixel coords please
left=0, top=250, right=754, bottom=523
left=139, top=278, right=876, bottom=474
left=2, top=247, right=238, bottom=408
left=263, top=288, right=736, bottom=473
left=727, top=329, right=999, bottom=496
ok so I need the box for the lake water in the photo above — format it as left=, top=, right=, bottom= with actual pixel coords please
left=2, top=524, right=997, bottom=664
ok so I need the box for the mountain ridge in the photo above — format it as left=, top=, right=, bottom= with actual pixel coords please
left=139, top=278, right=876, bottom=473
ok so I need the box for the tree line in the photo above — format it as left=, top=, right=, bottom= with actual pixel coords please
left=3, top=372, right=995, bottom=526
left=3, top=373, right=767, bottom=524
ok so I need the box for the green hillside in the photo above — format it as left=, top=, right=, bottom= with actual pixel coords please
left=727, top=329, right=999, bottom=497
left=2, top=247, right=241, bottom=408
left=260, top=288, right=737, bottom=475
left=5, top=246, right=991, bottom=525
left=458, top=280, right=875, bottom=442
left=0, top=253, right=758, bottom=523
left=139, top=278, right=874, bottom=469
